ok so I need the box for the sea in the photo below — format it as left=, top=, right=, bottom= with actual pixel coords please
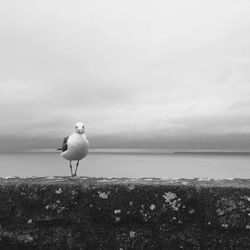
left=1, top=149, right=250, bottom=179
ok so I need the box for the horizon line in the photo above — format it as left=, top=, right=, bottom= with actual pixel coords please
left=6, top=148, right=250, bottom=155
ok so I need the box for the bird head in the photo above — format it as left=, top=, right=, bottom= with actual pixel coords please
left=74, top=122, right=85, bottom=134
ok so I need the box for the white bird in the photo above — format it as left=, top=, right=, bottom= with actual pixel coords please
left=57, top=122, right=89, bottom=177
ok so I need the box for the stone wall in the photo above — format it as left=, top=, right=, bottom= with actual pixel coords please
left=0, top=177, right=250, bottom=249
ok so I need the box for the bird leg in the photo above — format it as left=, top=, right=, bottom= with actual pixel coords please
left=73, top=160, right=80, bottom=176
left=70, top=161, right=74, bottom=177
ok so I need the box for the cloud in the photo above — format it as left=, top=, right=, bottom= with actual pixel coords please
left=0, top=0, right=250, bottom=151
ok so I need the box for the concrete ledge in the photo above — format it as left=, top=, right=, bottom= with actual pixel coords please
left=0, top=177, right=250, bottom=249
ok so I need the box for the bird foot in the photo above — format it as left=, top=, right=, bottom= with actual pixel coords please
left=70, top=174, right=79, bottom=180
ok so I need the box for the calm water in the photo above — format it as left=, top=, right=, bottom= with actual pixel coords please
left=1, top=152, right=250, bottom=179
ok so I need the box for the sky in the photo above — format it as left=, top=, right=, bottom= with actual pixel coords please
left=1, top=0, right=250, bottom=152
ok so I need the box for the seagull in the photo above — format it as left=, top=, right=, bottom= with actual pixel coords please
left=57, top=122, right=89, bottom=177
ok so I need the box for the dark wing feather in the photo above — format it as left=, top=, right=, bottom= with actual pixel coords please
left=57, top=136, right=69, bottom=152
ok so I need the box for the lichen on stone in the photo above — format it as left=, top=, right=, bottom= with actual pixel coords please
left=163, top=192, right=181, bottom=211
left=115, top=217, right=121, bottom=223
left=244, top=196, right=250, bottom=202
left=216, top=197, right=236, bottom=213
left=214, top=196, right=246, bottom=229
left=55, top=187, right=63, bottom=194
left=129, top=231, right=136, bottom=238
left=216, top=208, right=225, bottom=216
left=163, top=192, right=177, bottom=202
left=114, top=209, right=121, bottom=214
left=98, top=191, right=109, bottom=199
left=221, top=223, right=229, bottom=229
left=189, top=208, right=195, bottom=214
left=149, top=204, right=156, bottom=210
left=17, top=234, right=34, bottom=244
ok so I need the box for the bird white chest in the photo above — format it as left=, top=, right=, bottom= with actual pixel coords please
left=62, top=133, right=89, bottom=161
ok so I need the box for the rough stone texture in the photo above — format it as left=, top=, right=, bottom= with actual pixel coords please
left=0, top=177, right=249, bottom=249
